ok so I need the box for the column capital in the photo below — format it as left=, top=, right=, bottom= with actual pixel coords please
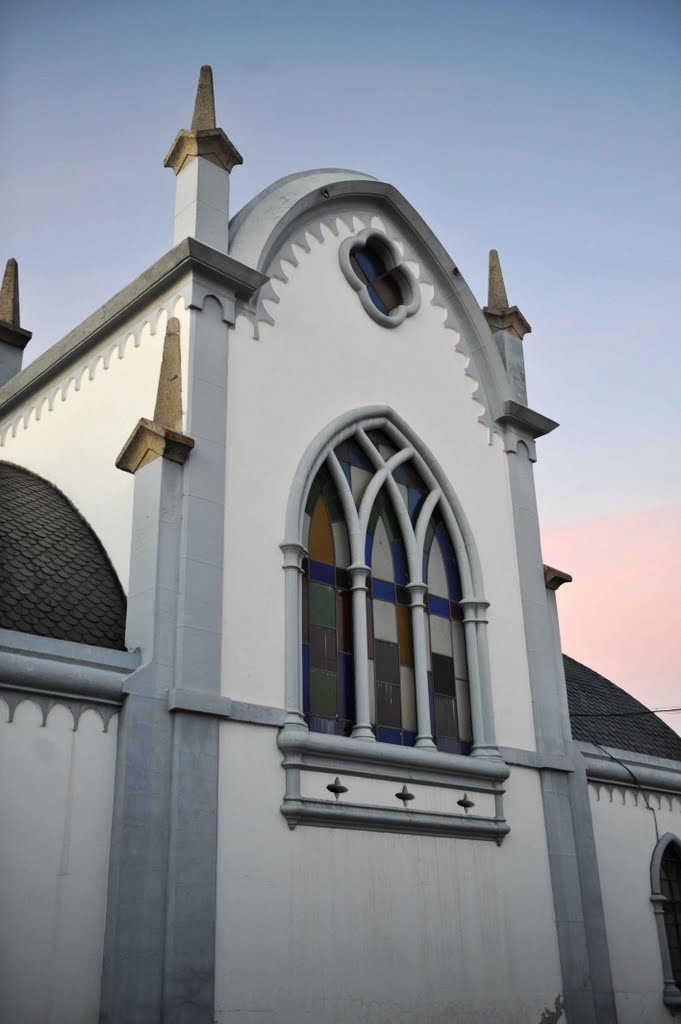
left=280, top=541, right=307, bottom=571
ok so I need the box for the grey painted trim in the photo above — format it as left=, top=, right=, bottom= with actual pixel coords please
left=168, top=688, right=286, bottom=727
left=581, top=744, right=681, bottom=794
left=281, top=797, right=510, bottom=843
left=338, top=227, right=420, bottom=328
left=0, top=238, right=267, bottom=418
left=495, top=399, right=559, bottom=439
left=650, top=833, right=681, bottom=1009
left=499, top=746, right=575, bottom=771
left=278, top=729, right=509, bottom=786
left=0, top=627, right=138, bottom=702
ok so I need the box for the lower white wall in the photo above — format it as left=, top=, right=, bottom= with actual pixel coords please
left=590, top=780, right=681, bottom=1024
left=215, top=723, right=564, bottom=1024
left=0, top=697, right=118, bottom=1024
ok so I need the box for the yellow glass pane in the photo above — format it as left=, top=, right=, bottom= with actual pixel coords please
left=397, top=604, right=413, bottom=666
left=309, top=495, right=335, bottom=565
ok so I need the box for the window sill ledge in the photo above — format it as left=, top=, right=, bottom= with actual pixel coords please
left=278, top=726, right=509, bottom=842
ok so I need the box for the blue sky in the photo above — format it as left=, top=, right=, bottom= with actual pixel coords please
left=2, top=0, right=680, bottom=717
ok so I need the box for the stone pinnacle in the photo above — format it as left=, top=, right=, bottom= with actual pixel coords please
left=191, top=65, right=216, bottom=132
left=488, top=249, right=509, bottom=311
left=0, top=258, right=20, bottom=326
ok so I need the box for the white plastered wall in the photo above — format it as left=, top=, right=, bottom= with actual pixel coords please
left=215, top=724, right=563, bottom=1024
left=0, top=698, right=118, bottom=1024
left=221, top=211, right=535, bottom=751
left=589, top=780, right=681, bottom=1023
left=0, top=294, right=190, bottom=590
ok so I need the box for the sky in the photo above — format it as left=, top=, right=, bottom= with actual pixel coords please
left=1, top=0, right=679, bottom=730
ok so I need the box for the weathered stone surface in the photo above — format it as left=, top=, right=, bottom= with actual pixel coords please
left=191, top=65, right=216, bottom=131
left=153, top=317, right=183, bottom=431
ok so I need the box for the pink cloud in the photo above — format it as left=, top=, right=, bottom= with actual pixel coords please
left=542, top=504, right=681, bottom=736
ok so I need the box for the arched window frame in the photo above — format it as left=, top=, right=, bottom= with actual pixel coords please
left=280, top=407, right=509, bottom=842
left=651, top=832, right=681, bottom=1010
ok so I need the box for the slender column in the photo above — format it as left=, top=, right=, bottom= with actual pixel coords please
left=462, top=602, right=499, bottom=757
left=349, top=563, right=374, bottom=741
left=281, top=542, right=307, bottom=730
left=651, top=895, right=681, bottom=1005
left=406, top=582, right=435, bottom=749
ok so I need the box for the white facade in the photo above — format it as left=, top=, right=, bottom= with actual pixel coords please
left=0, top=68, right=679, bottom=1024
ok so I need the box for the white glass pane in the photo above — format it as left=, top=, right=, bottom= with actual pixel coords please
left=372, top=517, right=394, bottom=580
left=451, top=621, right=468, bottom=679
left=373, top=599, right=397, bottom=642
left=368, top=659, right=376, bottom=724
left=430, top=615, right=453, bottom=656
left=427, top=536, right=448, bottom=597
left=455, top=678, right=472, bottom=741
left=351, top=465, right=372, bottom=509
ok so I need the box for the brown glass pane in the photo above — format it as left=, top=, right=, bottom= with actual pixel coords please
left=376, top=681, right=402, bottom=728
left=374, top=639, right=400, bottom=685
left=432, top=652, right=456, bottom=697
left=337, top=590, right=353, bottom=653
left=309, top=495, right=334, bottom=564
left=309, top=624, right=337, bottom=672
left=373, top=272, right=403, bottom=313
left=397, top=605, right=413, bottom=667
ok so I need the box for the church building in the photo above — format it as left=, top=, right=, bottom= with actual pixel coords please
left=1, top=66, right=680, bottom=1024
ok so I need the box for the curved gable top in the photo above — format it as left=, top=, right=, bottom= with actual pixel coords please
left=0, top=462, right=127, bottom=650
left=229, top=169, right=515, bottom=428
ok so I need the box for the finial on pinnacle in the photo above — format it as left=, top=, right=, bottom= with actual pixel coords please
left=0, top=258, right=32, bottom=365
left=0, top=258, right=21, bottom=327
left=482, top=248, right=531, bottom=340
left=191, top=66, right=216, bottom=132
left=116, top=317, right=194, bottom=474
left=163, top=64, right=243, bottom=176
left=487, top=249, right=509, bottom=311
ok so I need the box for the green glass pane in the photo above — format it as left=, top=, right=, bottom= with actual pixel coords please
left=310, top=669, right=337, bottom=718
left=322, top=481, right=343, bottom=524
left=383, top=502, right=400, bottom=542
left=305, top=477, right=321, bottom=515
left=309, top=581, right=336, bottom=628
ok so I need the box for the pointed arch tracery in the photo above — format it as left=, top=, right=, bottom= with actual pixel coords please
left=651, top=833, right=681, bottom=1008
left=288, top=408, right=492, bottom=756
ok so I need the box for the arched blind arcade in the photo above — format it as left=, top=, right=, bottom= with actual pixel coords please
left=300, top=424, right=472, bottom=752
left=662, top=843, right=681, bottom=986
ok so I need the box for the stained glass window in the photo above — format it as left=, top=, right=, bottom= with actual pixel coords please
left=662, top=843, right=681, bottom=985
left=349, top=240, right=404, bottom=316
left=302, top=466, right=354, bottom=736
left=299, top=424, right=473, bottom=753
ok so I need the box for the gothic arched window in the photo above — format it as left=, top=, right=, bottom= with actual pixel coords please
left=651, top=833, right=681, bottom=1010
left=298, top=423, right=472, bottom=751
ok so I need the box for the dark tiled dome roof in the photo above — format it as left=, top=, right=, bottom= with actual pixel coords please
left=565, top=654, right=681, bottom=761
left=0, top=461, right=126, bottom=650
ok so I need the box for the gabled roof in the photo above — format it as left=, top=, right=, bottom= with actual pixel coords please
left=564, top=654, right=681, bottom=761
left=0, top=462, right=126, bottom=650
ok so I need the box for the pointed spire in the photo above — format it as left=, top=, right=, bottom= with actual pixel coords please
left=0, top=258, right=20, bottom=326
left=487, top=249, right=509, bottom=311
left=482, top=248, right=531, bottom=340
left=0, top=258, right=32, bottom=387
left=116, top=318, right=193, bottom=474
left=153, top=317, right=183, bottom=432
left=164, top=64, right=242, bottom=176
left=191, top=66, right=216, bottom=132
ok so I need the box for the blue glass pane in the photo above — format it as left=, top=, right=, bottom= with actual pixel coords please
left=309, top=560, right=335, bottom=585
left=338, top=652, right=355, bottom=720
left=408, top=488, right=426, bottom=525
left=340, top=460, right=351, bottom=485
left=302, top=644, right=310, bottom=711
left=436, top=737, right=472, bottom=756
left=308, top=715, right=342, bottom=735
left=428, top=594, right=450, bottom=617
left=348, top=439, right=372, bottom=469
left=377, top=726, right=403, bottom=745
left=365, top=533, right=373, bottom=566
left=390, top=540, right=408, bottom=586
left=444, top=558, right=462, bottom=602
left=403, top=730, right=417, bottom=748
left=367, top=284, right=389, bottom=316
left=353, top=246, right=385, bottom=282
left=422, top=551, right=428, bottom=581
left=373, top=578, right=396, bottom=603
